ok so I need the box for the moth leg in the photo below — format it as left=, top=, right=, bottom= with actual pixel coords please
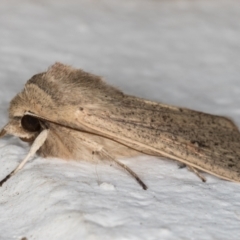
left=91, top=151, right=101, bottom=185
left=99, top=149, right=147, bottom=190
left=187, top=165, right=206, bottom=182
left=0, top=129, right=49, bottom=186
left=82, top=138, right=147, bottom=190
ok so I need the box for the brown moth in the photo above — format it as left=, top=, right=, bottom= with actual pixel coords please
left=1, top=62, right=240, bottom=189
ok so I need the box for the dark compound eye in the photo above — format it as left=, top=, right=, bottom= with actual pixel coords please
left=21, top=115, right=41, bottom=132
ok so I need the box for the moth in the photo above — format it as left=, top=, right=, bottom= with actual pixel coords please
left=1, top=62, right=240, bottom=189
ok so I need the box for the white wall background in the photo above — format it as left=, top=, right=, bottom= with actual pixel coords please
left=0, top=0, right=240, bottom=239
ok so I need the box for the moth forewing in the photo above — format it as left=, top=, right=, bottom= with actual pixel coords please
left=1, top=62, right=240, bottom=189
left=75, top=101, right=240, bottom=183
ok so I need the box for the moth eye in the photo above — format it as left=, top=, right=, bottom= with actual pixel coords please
left=21, top=115, right=41, bottom=132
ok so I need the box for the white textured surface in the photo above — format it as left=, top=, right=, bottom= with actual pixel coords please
left=0, top=0, right=240, bottom=239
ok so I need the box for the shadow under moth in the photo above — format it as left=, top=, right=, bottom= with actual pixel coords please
left=1, top=62, right=240, bottom=190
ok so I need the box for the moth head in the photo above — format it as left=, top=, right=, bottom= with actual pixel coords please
left=0, top=75, right=51, bottom=143
left=0, top=114, right=43, bottom=142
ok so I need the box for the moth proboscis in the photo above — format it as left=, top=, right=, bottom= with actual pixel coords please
left=1, top=62, right=240, bottom=190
